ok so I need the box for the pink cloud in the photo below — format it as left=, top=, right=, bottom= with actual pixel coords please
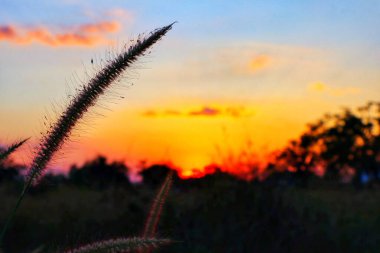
left=79, top=21, right=120, bottom=34
left=0, top=21, right=120, bottom=47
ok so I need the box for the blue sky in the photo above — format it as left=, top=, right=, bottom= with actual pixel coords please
left=1, top=1, right=379, bottom=45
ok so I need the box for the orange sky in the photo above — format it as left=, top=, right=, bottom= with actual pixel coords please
left=1, top=1, right=379, bottom=179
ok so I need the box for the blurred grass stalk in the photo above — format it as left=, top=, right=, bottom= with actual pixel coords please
left=141, top=171, right=174, bottom=253
left=67, top=237, right=171, bottom=253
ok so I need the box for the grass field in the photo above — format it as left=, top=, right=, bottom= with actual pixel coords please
left=1, top=174, right=379, bottom=253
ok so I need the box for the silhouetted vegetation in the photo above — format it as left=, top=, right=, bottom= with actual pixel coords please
left=0, top=154, right=24, bottom=184
left=1, top=101, right=380, bottom=252
left=273, top=101, right=380, bottom=187
left=0, top=157, right=379, bottom=252
left=69, top=156, right=131, bottom=189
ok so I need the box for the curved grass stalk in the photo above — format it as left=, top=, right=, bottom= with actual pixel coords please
left=67, top=237, right=170, bottom=253
left=0, top=23, right=174, bottom=246
left=0, top=138, right=29, bottom=162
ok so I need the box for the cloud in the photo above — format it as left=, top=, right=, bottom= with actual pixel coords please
left=163, top=110, right=182, bottom=116
left=142, top=106, right=254, bottom=118
left=225, top=107, right=250, bottom=117
left=0, top=21, right=120, bottom=47
left=79, top=21, right=120, bottom=33
left=188, top=107, right=220, bottom=116
left=105, top=8, right=134, bottom=21
left=309, top=82, right=326, bottom=92
left=83, top=8, right=133, bottom=22
left=229, top=54, right=273, bottom=75
left=142, top=110, right=157, bottom=117
left=329, top=87, right=361, bottom=96
left=248, top=55, right=272, bottom=73
left=309, top=82, right=361, bottom=97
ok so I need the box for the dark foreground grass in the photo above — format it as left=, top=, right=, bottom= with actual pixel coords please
left=1, top=176, right=379, bottom=253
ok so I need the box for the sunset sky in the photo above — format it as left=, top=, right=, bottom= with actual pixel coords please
left=0, top=1, right=379, bottom=178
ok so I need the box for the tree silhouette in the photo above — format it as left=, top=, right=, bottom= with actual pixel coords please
left=275, top=101, right=380, bottom=186
left=68, top=155, right=131, bottom=188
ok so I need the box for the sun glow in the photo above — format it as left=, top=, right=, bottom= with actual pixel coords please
left=7, top=99, right=333, bottom=180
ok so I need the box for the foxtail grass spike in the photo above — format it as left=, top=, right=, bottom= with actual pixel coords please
left=28, top=22, right=174, bottom=184
left=143, top=171, right=174, bottom=238
left=0, top=138, right=29, bottom=162
left=67, top=237, right=171, bottom=253
left=0, top=23, right=174, bottom=246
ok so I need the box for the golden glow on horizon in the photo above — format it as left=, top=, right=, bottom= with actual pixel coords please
left=5, top=98, right=338, bottom=179
left=47, top=99, right=330, bottom=178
